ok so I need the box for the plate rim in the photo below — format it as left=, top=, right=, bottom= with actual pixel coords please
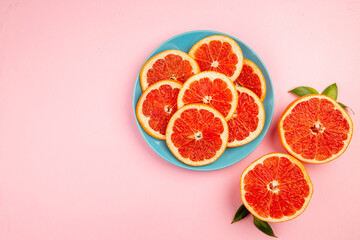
left=132, top=30, right=275, bottom=171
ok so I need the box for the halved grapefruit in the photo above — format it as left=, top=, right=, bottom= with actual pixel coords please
left=177, top=71, right=238, bottom=121
left=136, top=80, right=182, bottom=140
left=140, top=49, right=200, bottom=91
left=188, top=35, right=243, bottom=81
left=227, top=86, right=265, bottom=147
left=166, top=104, right=228, bottom=166
left=278, top=94, right=353, bottom=164
left=234, top=59, right=266, bottom=102
left=241, top=153, right=313, bottom=223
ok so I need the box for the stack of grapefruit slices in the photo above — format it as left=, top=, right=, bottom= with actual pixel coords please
left=136, top=35, right=267, bottom=167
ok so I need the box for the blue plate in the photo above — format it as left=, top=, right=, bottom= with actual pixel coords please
left=133, top=30, right=274, bottom=171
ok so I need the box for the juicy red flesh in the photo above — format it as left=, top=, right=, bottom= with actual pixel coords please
left=146, top=54, right=195, bottom=85
left=282, top=97, right=350, bottom=161
left=182, top=77, right=233, bottom=118
left=193, top=40, right=238, bottom=77
left=142, top=84, right=179, bottom=135
left=171, top=108, right=224, bottom=161
left=234, top=64, right=263, bottom=99
left=244, top=156, right=310, bottom=219
left=228, top=91, right=260, bottom=143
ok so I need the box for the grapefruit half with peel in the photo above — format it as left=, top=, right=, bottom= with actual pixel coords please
left=136, top=80, right=182, bottom=140
left=227, top=86, right=265, bottom=147
left=241, top=153, right=313, bottom=223
left=177, top=71, right=238, bottom=121
left=166, top=104, right=229, bottom=166
left=188, top=35, right=243, bottom=81
left=278, top=94, right=353, bottom=164
left=140, top=49, right=200, bottom=91
left=234, top=59, right=266, bottom=102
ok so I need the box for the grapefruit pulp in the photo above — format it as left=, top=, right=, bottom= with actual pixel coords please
left=278, top=94, right=353, bottom=164
left=166, top=104, right=229, bottom=166
left=240, top=153, right=313, bottom=223
left=140, top=49, right=200, bottom=91
left=188, top=35, right=243, bottom=81
left=234, top=59, right=266, bottom=102
left=177, top=71, right=238, bottom=121
left=227, top=86, right=265, bottom=147
left=136, top=80, right=182, bottom=140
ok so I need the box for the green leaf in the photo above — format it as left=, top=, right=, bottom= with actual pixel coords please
left=231, top=204, right=250, bottom=223
left=338, top=102, right=348, bottom=109
left=289, top=86, right=319, bottom=97
left=338, top=102, right=354, bottom=114
left=321, top=83, right=338, bottom=100
left=253, top=216, right=277, bottom=238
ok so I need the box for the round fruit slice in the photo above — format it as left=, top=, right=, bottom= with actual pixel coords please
left=188, top=35, right=243, bottom=81
left=234, top=59, right=266, bottom=102
left=166, top=104, right=229, bottom=166
left=241, top=153, right=313, bottom=223
left=278, top=94, right=353, bottom=164
left=177, top=71, right=238, bottom=121
left=136, top=80, right=182, bottom=140
left=140, top=49, right=200, bottom=91
left=227, top=86, right=265, bottom=147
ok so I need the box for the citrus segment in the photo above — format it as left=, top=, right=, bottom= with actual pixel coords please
left=278, top=95, right=353, bottom=163
left=227, top=86, right=265, bottom=147
left=234, top=59, right=266, bottom=102
left=136, top=80, right=182, bottom=139
left=240, top=153, right=313, bottom=223
left=166, top=104, right=228, bottom=166
left=188, top=35, right=243, bottom=81
left=177, top=71, right=238, bottom=121
left=140, top=50, right=200, bottom=91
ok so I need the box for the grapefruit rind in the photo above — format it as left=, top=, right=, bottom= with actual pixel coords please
left=177, top=71, right=238, bottom=121
left=165, top=104, right=229, bottom=166
left=188, top=35, right=243, bottom=81
left=136, top=79, right=182, bottom=140
left=278, top=94, right=353, bottom=164
left=240, top=153, right=313, bottom=223
left=237, top=59, right=267, bottom=102
left=140, top=49, right=200, bottom=91
left=227, top=86, right=265, bottom=147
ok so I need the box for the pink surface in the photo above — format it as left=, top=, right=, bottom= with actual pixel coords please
left=0, top=0, right=360, bottom=239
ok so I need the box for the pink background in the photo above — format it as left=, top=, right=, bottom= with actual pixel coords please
left=1, top=0, right=360, bottom=239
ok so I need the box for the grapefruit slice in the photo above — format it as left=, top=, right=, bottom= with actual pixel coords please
left=136, top=80, right=182, bottom=140
left=227, top=86, right=265, bottom=147
left=177, top=71, right=238, bottom=121
left=166, top=104, right=228, bottom=166
left=140, top=49, right=200, bottom=91
left=278, top=94, right=353, bottom=164
left=241, top=153, right=313, bottom=223
left=234, top=59, right=266, bottom=102
left=188, top=35, right=243, bottom=81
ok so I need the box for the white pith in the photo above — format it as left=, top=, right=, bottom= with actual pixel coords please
left=211, top=61, right=219, bottom=68
left=194, top=132, right=202, bottom=140
left=203, top=95, right=212, bottom=104
left=267, top=180, right=280, bottom=194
